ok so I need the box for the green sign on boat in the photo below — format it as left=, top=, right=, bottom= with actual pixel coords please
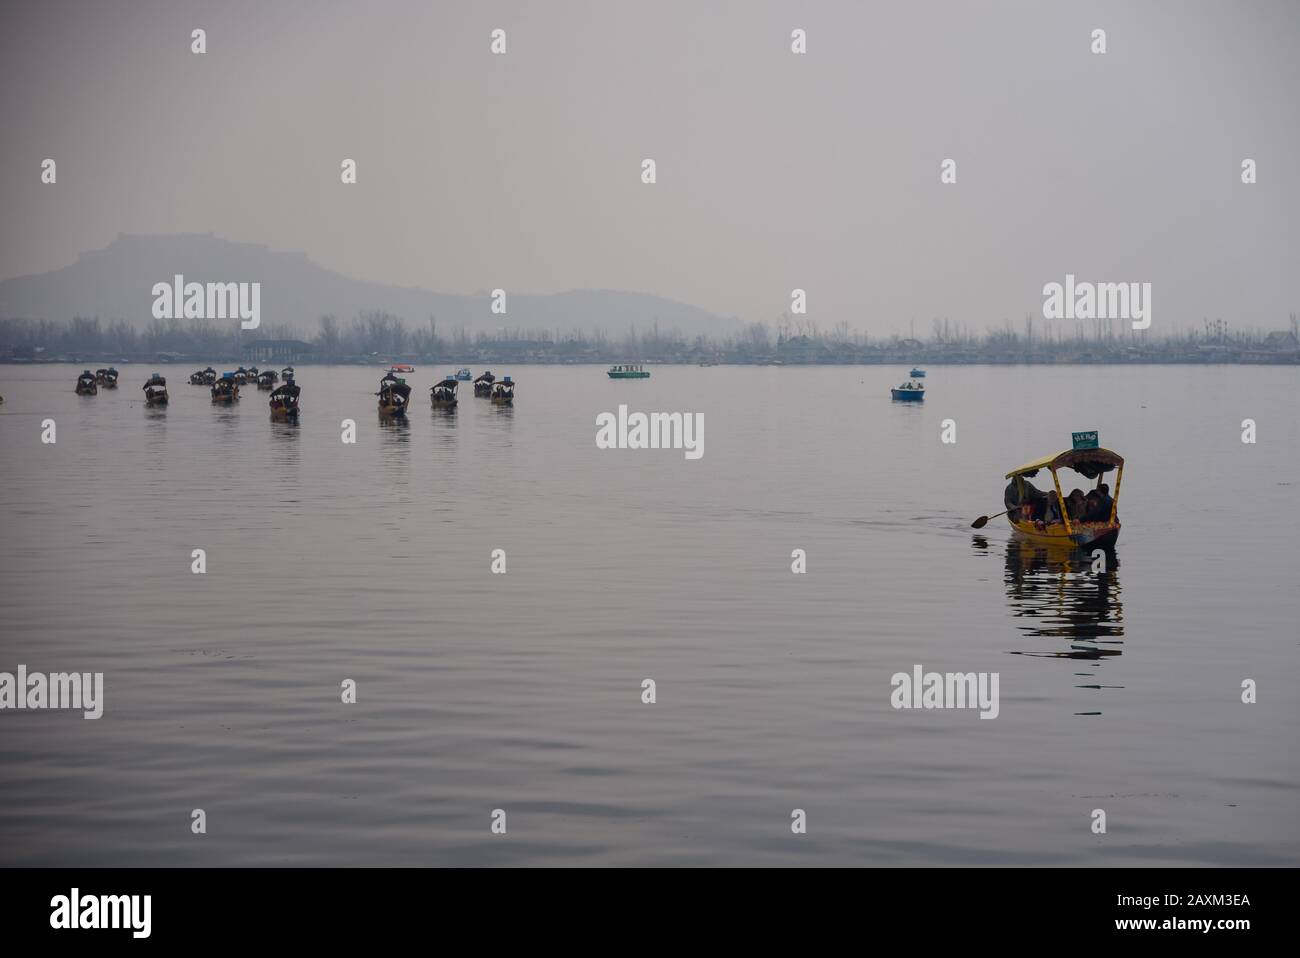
left=1071, top=430, right=1099, bottom=450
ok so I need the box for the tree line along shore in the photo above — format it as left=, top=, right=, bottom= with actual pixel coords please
left=2, top=313, right=1297, bottom=365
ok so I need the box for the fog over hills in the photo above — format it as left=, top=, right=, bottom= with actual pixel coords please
left=0, top=233, right=742, bottom=339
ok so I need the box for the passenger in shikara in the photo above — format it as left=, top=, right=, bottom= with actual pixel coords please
left=1083, top=490, right=1104, bottom=522
left=1003, top=480, right=1022, bottom=518
left=1066, top=489, right=1087, bottom=520
left=1005, top=478, right=1049, bottom=521
left=1091, top=484, right=1114, bottom=521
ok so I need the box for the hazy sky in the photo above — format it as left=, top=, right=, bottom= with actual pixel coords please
left=2, top=0, right=1297, bottom=334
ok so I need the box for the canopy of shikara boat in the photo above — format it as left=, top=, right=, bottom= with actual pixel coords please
left=1006, top=448, right=1123, bottom=481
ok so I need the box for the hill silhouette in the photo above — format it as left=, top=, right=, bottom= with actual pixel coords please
left=0, top=233, right=740, bottom=338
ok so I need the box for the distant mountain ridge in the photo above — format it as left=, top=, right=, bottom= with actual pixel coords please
left=0, top=233, right=741, bottom=338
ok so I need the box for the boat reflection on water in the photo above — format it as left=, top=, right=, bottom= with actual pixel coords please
left=377, top=414, right=412, bottom=441
left=994, top=536, right=1124, bottom=661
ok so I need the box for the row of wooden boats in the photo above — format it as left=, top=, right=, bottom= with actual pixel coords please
left=188, top=365, right=290, bottom=388
left=73, top=368, right=301, bottom=419
left=74, top=368, right=120, bottom=393
left=76, top=368, right=170, bottom=405
left=385, top=363, right=645, bottom=381
left=376, top=368, right=515, bottom=417
left=207, top=372, right=302, bottom=419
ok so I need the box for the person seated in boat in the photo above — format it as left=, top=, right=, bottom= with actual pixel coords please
left=1086, top=484, right=1114, bottom=522
left=1004, top=478, right=1031, bottom=518
left=1081, top=490, right=1104, bottom=522
left=1005, top=478, right=1048, bottom=521
left=1066, top=489, right=1087, bottom=520
left=1003, top=480, right=1020, bottom=518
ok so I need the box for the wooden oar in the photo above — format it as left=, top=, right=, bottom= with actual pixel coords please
left=970, top=510, right=1009, bottom=529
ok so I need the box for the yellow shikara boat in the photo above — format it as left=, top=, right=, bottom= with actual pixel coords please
left=1004, top=440, right=1123, bottom=550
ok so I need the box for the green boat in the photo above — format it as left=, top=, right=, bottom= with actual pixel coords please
left=608, top=364, right=649, bottom=379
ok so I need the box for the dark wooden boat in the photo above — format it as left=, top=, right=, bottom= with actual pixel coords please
left=269, top=377, right=301, bottom=421
left=377, top=376, right=412, bottom=417
left=143, top=373, right=168, bottom=406
left=430, top=377, right=459, bottom=409
left=211, top=373, right=240, bottom=403
left=490, top=376, right=515, bottom=405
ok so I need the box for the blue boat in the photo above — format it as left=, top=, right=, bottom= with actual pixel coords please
left=454, top=367, right=472, bottom=381
left=910, top=367, right=926, bottom=378
left=891, top=381, right=925, bottom=401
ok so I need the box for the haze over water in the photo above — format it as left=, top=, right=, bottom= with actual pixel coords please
left=0, top=363, right=1296, bottom=866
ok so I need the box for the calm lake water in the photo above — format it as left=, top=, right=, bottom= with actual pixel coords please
left=0, top=363, right=1296, bottom=866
